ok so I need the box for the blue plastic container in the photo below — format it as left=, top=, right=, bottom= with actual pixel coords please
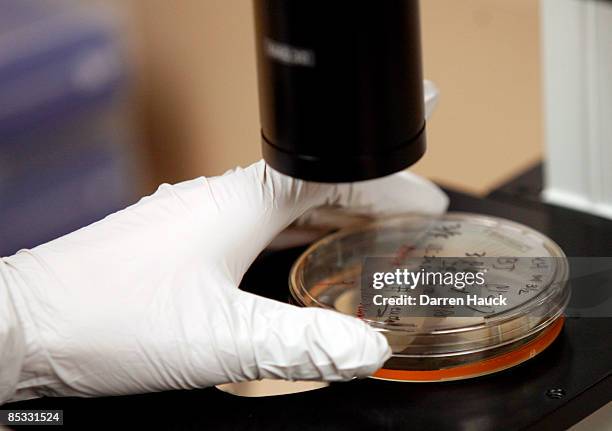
left=0, top=0, right=137, bottom=255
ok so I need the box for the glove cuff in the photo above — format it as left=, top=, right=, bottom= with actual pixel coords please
left=0, top=259, right=27, bottom=404
left=0, top=252, right=70, bottom=402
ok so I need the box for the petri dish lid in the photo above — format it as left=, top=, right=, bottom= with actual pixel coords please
left=289, top=212, right=570, bottom=358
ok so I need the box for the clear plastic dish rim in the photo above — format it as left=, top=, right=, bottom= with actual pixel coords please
left=289, top=211, right=570, bottom=352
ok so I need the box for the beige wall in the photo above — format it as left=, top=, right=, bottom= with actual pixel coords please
left=131, top=0, right=260, bottom=186
left=120, top=0, right=543, bottom=194
left=416, top=0, right=543, bottom=194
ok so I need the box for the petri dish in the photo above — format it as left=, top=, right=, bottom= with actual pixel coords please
left=289, top=212, right=570, bottom=382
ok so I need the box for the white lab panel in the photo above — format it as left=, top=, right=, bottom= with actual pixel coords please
left=541, top=0, right=612, bottom=218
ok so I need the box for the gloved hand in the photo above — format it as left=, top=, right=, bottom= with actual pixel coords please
left=0, top=80, right=445, bottom=403
left=0, top=161, right=447, bottom=402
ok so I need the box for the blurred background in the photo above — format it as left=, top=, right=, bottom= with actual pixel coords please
left=3, top=2, right=612, bottom=427
left=118, top=0, right=542, bottom=192
left=0, top=0, right=542, bottom=254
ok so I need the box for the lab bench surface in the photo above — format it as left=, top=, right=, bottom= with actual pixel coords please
left=4, top=172, right=612, bottom=431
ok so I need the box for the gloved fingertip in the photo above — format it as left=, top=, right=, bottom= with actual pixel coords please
left=428, top=183, right=450, bottom=216
left=302, top=308, right=391, bottom=380
left=346, top=320, right=392, bottom=378
left=393, top=171, right=449, bottom=216
left=246, top=294, right=392, bottom=382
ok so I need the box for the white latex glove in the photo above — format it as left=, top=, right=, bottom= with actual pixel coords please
left=0, top=80, right=444, bottom=403
left=0, top=161, right=447, bottom=403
